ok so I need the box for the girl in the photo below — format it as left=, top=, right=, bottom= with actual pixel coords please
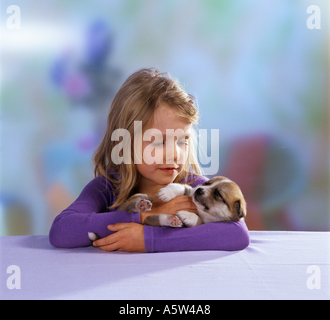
left=49, top=68, right=249, bottom=252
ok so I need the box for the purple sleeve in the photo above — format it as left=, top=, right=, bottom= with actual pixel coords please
left=144, top=175, right=250, bottom=252
left=144, top=220, right=250, bottom=252
left=49, top=176, right=140, bottom=248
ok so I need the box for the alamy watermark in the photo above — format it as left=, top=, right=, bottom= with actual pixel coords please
left=306, top=5, right=321, bottom=29
left=110, top=121, right=219, bottom=175
left=6, top=265, right=21, bottom=289
left=6, top=5, right=21, bottom=29
left=3, top=264, right=323, bottom=292
left=306, top=265, right=321, bottom=290
left=5, top=4, right=321, bottom=31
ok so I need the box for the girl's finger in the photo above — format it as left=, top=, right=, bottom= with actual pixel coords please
left=93, top=233, right=119, bottom=247
left=107, top=223, right=129, bottom=232
left=176, top=201, right=197, bottom=211
left=97, top=241, right=121, bottom=252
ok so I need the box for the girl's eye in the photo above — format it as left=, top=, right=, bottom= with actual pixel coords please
left=152, top=141, right=164, bottom=146
left=178, top=140, right=189, bottom=146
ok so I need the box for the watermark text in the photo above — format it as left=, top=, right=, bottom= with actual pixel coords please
left=6, top=5, right=21, bottom=29
left=307, top=5, right=321, bottom=29
left=6, top=265, right=21, bottom=289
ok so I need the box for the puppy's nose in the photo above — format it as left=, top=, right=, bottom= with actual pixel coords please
left=195, top=188, right=204, bottom=196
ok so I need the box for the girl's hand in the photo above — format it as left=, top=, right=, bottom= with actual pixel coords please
left=92, top=223, right=145, bottom=252
left=140, top=196, right=198, bottom=224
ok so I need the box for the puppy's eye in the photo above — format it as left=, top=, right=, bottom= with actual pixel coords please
left=214, top=190, right=227, bottom=205
left=214, top=190, right=222, bottom=198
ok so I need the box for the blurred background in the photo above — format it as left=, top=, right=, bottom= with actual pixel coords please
left=0, top=0, right=329, bottom=235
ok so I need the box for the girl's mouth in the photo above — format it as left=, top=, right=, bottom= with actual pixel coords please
left=159, top=168, right=178, bottom=174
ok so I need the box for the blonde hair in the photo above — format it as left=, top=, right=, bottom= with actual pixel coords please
left=93, top=68, right=202, bottom=209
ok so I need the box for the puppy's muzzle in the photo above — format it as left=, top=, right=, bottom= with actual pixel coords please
left=193, top=187, right=204, bottom=202
left=193, top=188, right=209, bottom=210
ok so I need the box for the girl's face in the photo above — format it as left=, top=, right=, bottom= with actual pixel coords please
left=135, top=102, right=192, bottom=195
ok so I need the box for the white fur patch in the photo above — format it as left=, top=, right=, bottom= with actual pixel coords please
left=176, top=211, right=200, bottom=227
left=88, top=232, right=98, bottom=241
left=158, top=183, right=185, bottom=202
left=159, top=214, right=171, bottom=226
left=219, top=179, right=232, bottom=184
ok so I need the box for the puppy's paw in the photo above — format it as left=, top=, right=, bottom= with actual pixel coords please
left=159, top=214, right=183, bottom=228
left=144, top=214, right=183, bottom=228
left=167, top=214, right=183, bottom=228
left=88, top=232, right=99, bottom=242
left=158, top=183, right=185, bottom=202
left=176, top=211, right=201, bottom=228
left=136, top=199, right=152, bottom=212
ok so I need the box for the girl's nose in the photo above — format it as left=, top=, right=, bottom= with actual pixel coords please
left=165, top=142, right=180, bottom=164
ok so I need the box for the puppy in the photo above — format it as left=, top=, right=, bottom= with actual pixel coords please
left=88, top=176, right=246, bottom=241
left=143, top=176, right=246, bottom=228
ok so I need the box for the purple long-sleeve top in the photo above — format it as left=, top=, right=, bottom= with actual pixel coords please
left=49, top=174, right=250, bottom=252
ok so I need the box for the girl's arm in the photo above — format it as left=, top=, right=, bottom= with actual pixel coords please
left=101, top=174, right=249, bottom=253
left=143, top=219, right=250, bottom=253
left=50, top=174, right=250, bottom=251
left=49, top=176, right=141, bottom=248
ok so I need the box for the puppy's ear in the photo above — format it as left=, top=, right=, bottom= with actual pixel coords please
left=234, top=200, right=246, bottom=218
